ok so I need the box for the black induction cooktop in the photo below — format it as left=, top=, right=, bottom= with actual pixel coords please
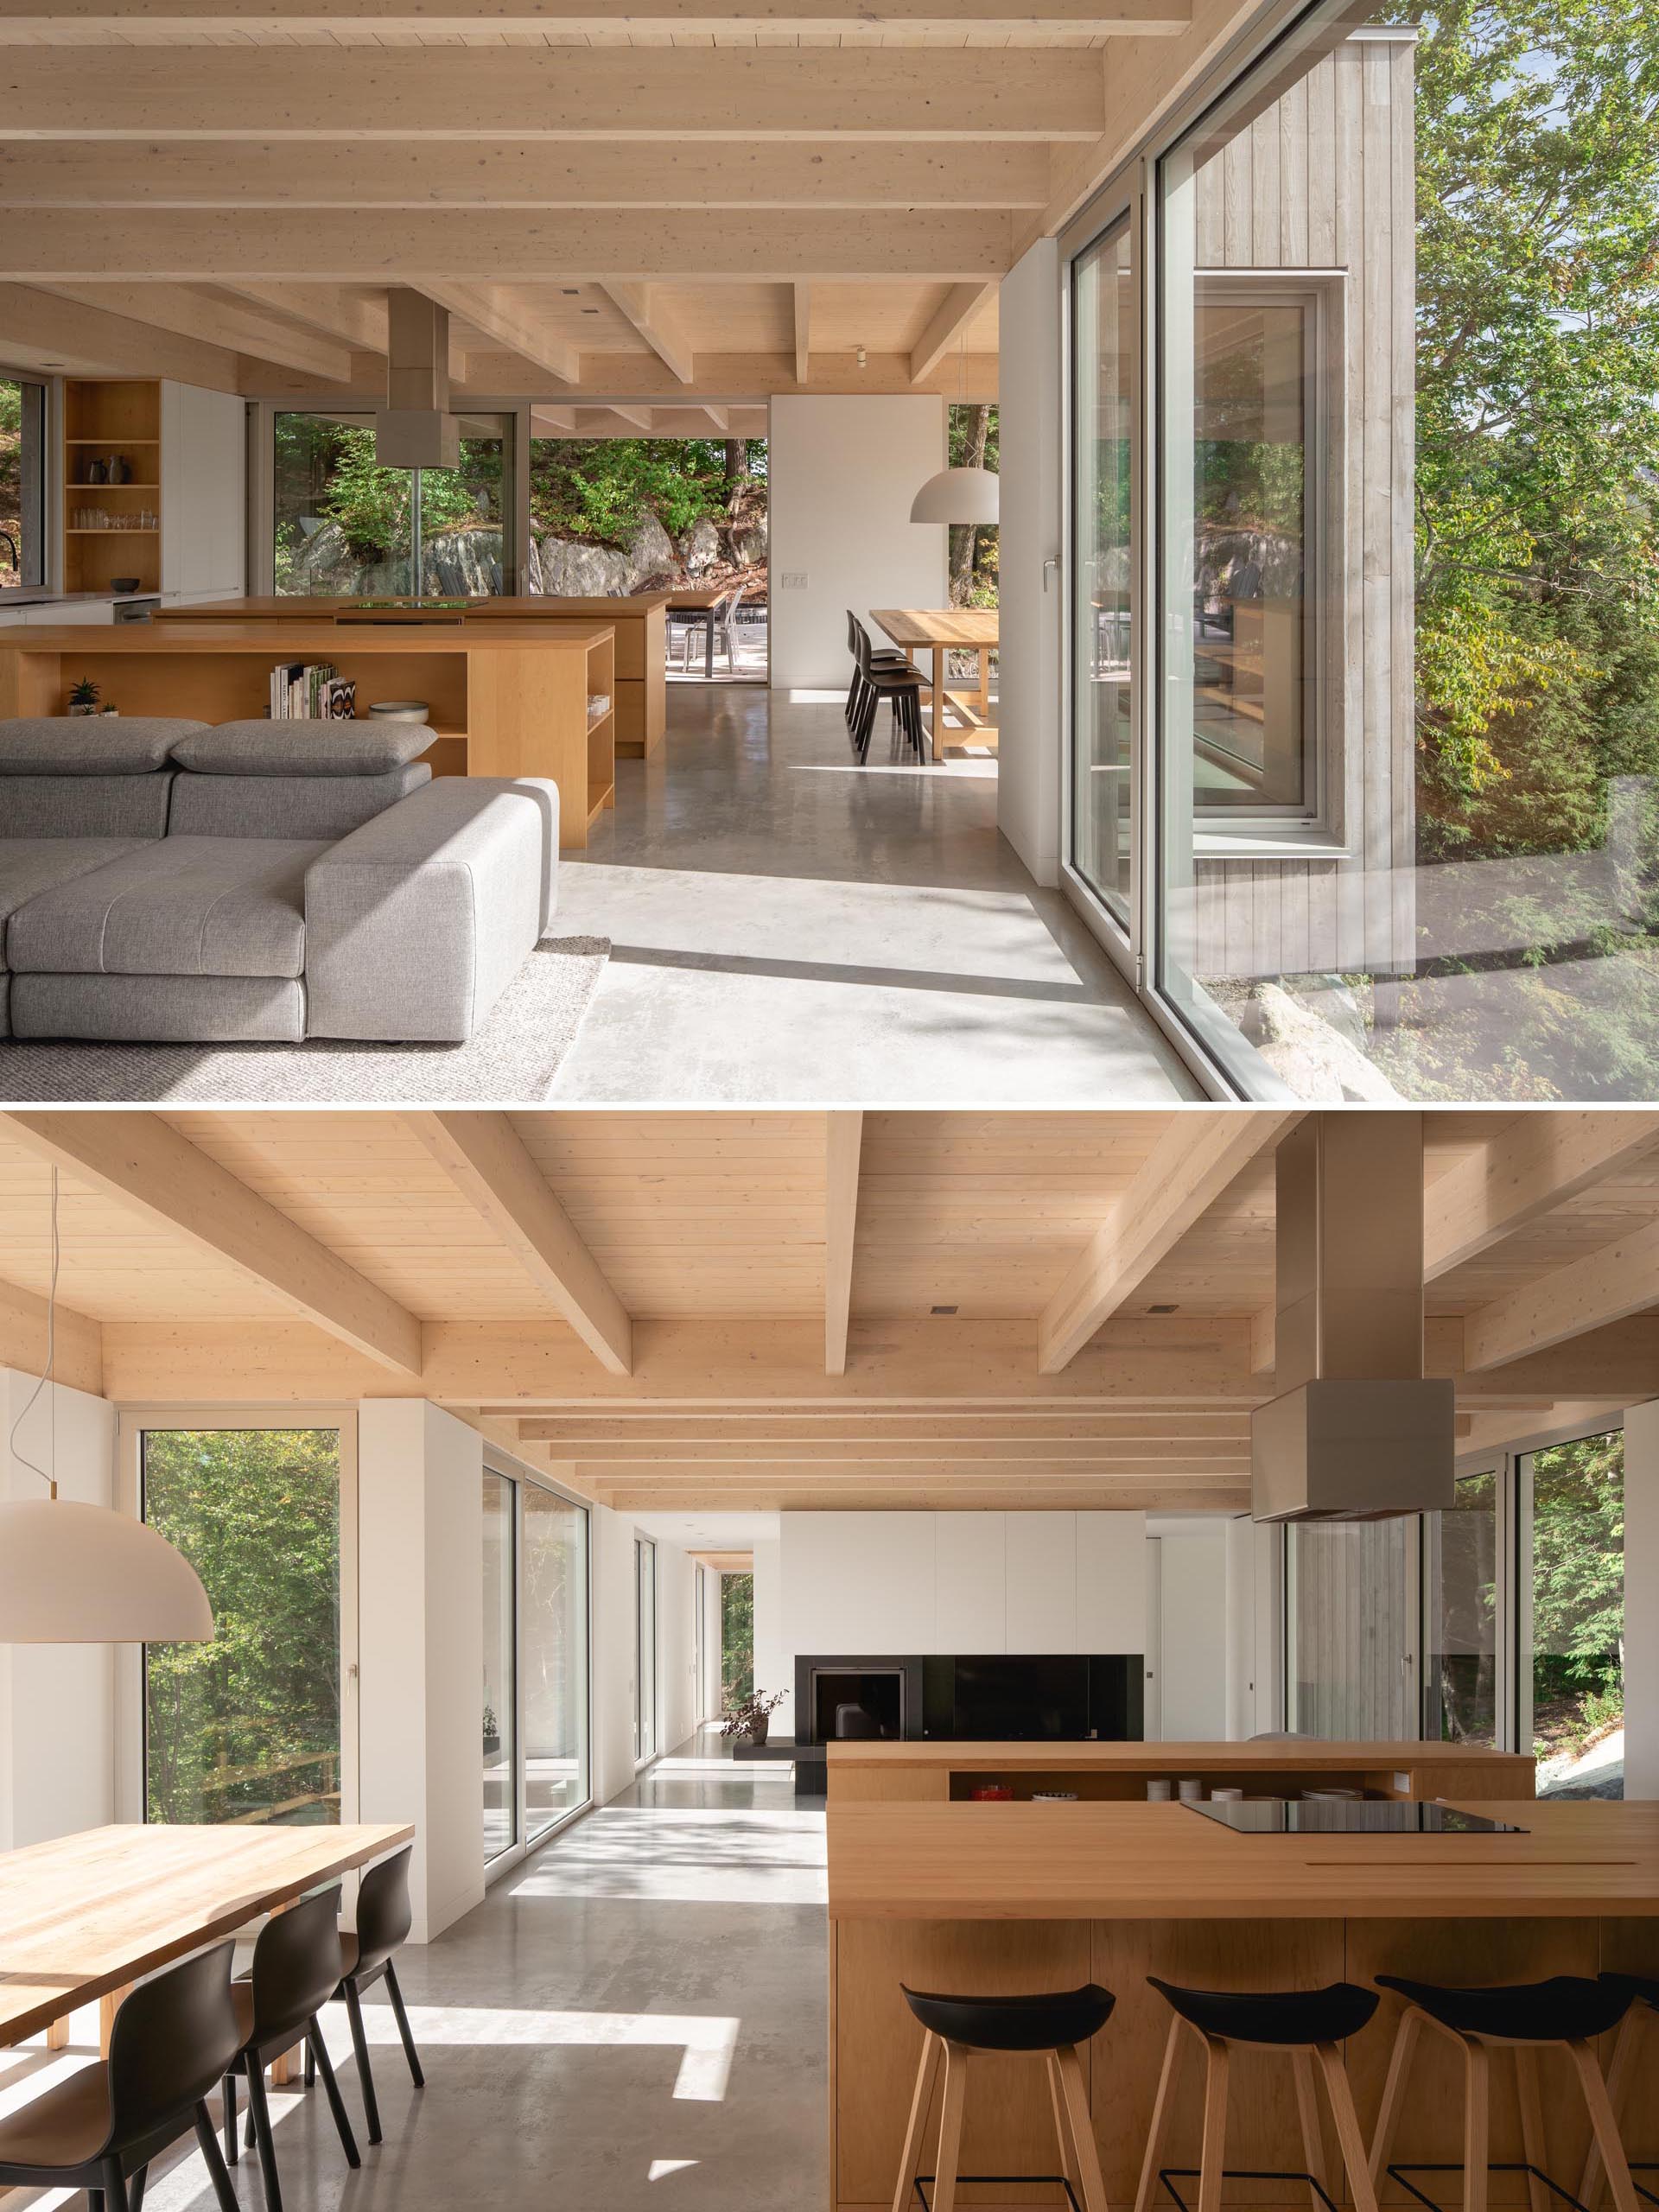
left=1186, top=1798, right=1528, bottom=1835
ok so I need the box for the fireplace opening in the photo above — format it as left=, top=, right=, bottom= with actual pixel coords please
left=812, top=1666, right=905, bottom=1743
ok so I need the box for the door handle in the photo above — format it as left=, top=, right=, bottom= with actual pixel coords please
left=1043, top=555, right=1060, bottom=593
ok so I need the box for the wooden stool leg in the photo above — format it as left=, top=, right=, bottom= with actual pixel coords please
left=1314, top=2040, right=1379, bottom=2212
left=1369, top=2007, right=1424, bottom=2185
left=1135, top=2018, right=1185, bottom=2212
left=1056, top=2042, right=1109, bottom=2212
left=1581, top=2010, right=1643, bottom=2210
left=1047, top=2050, right=1080, bottom=2202
left=1463, top=2037, right=1491, bottom=2212
left=891, top=2033, right=944, bottom=2212
left=1292, top=2050, right=1328, bottom=2211
left=1568, top=2037, right=1640, bottom=2212
left=45, top=2014, right=70, bottom=2050
left=931, top=2041, right=969, bottom=2212
left=1198, top=2035, right=1230, bottom=2212
left=1513, top=2047, right=1550, bottom=2212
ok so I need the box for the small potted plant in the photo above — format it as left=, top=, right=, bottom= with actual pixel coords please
left=482, top=1700, right=500, bottom=1758
left=721, top=1688, right=785, bottom=1748
left=67, top=678, right=100, bottom=717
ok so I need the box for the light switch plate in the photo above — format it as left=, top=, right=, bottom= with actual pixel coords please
left=779, top=572, right=808, bottom=588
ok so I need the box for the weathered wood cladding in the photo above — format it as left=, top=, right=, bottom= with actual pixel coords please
left=1190, top=31, right=1416, bottom=983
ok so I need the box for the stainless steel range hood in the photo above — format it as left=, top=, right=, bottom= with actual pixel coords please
left=1250, top=1112, right=1455, bottom=1522
left=375, top=289, right=461, bottom=472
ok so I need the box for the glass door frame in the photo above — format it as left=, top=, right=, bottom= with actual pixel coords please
left=113, top=1406, right=360, bottom=1833
left=633, top=1535, right=658, bottom=1769
left=484, top=1450, right=594, bottom=1886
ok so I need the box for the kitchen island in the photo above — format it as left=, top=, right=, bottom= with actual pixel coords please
left=826, top=1747, right=1655, bottom=2212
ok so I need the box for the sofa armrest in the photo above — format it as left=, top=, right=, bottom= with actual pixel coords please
left=303, top=776, right=558, bottom=1041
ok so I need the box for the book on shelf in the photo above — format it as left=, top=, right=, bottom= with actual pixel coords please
left=268, top=662, right=358, bottom=720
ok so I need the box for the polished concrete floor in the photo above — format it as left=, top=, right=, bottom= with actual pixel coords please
left=1, top=1747, right=827, bottom=2212
left=550, top=685, right=1196, bottom=1102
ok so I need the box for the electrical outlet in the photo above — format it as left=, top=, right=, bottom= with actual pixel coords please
left=779, top=571, right=808, bottom=588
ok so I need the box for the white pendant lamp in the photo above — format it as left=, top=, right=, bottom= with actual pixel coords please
left=910, top=332, right=1000, bottom=524
left=0, top=1170, right=213, bottom=1646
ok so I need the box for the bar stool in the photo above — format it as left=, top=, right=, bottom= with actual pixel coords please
left=1581, top=1974, right=1658, bottom=2209
left=891, top=1981, right=1115, bottom=2212
left=1135, top=1977, right=1380, bottom=2212
left=1369, top=1973, right=1639, bottom=2212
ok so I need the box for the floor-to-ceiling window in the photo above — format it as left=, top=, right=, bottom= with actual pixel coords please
left=1422, top=1466, right=1503, bottom=1747
left=521, top=1479, right=589, bottom=1840
left=0, top=373, right=48, bottom=593
left=273, top=410, right=512, bottom=596
left=1284, top=1518, right=1417, bottom=1738
left=633, top=1536, right=658, bottom=1762
left=136, top=1421, right=350, bottom=1826
left=720, top=1568, right=753, bottom=1713
left=482, top=1468, right=518, bottom=1862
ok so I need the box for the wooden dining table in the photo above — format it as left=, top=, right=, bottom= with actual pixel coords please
left=869, top=607, right=999, bottom=760
left=0, top=1821, right=413, bottom=2065
left=666, top=585, right=727, bottom=678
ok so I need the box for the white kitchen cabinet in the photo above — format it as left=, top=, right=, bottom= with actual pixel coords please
left=1006, top=1512, right=1078, bottom=1652
left=162, top=383, right=246, bottom=601
left=934, top=1513, right=1005, bottom=1653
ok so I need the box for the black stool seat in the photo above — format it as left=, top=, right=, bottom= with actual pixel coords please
left=1602, top=1970, right=1659, bottom=2011
left=1148, top=1977, right=1377, bottom=2047
left=901, top=1983, right=1115, bottom=2053
left=1376, top=1972, right=1631, bottom=2043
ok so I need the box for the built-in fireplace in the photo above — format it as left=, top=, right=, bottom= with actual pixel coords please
left=813, top=1665, right=906, bottom=1743
left=792, top=1652, right=1143, bottom=1746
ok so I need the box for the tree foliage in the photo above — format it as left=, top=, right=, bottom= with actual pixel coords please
left=529, top=437, right=766, bottom=549
left=720, top=1571, right=754, bottom=1707
left=0, top=379, right=22, bottom=561
left=1529, top=1429, right=1624, bottom=1739
left=948, top=403, right=1000, bottom=608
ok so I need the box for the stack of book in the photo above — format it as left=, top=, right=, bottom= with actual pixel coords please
left=269, top=663, right=358, bottom=720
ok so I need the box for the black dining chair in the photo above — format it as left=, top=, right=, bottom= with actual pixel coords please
left=850, top=617, right=928, bottom=764
left=303, top=1844, right=425, bottom=2144
left=223, top=1885, right=359, bottom=2212
left=845, top=608, right=911, bottom=732
left=0, top=1943, right=242, bottom=2212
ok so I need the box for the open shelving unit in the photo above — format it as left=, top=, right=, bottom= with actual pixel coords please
left=61, top=379, right=162, bottom=596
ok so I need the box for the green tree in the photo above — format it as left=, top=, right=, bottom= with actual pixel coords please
left=1529, top=1430, right=1624, bottom=1749
left=947, top=403, right=1000, bottom=608
left=529, top=437, right=766, bottom=550
left=720, top=1571, right=754, bottom=1708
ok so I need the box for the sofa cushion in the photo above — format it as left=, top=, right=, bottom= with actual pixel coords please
left=0, top=718, right=207, bottom=774
left=167, top=762, right=432, bottom=842
left=0, top=772, right=174, bottom=840
left=7, top=835, right=330, bottom=981
left=0, top=839, right=149, bottom=944
left=10, top=972, right=305, bottom=1044
left=174, top=721, right=435, bottom=777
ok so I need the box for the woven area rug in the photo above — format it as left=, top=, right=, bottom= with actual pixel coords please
left=0, top=937, right=608, bottom=1103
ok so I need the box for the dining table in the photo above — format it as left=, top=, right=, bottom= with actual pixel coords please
left=869, top=607, right=999, bottom=760
left=0, top=1820, right=413, bottom=2072
left=665, top=585, right=727, bottom=678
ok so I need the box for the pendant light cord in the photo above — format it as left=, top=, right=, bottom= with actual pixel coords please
left=8, top=1166, right=59, bottom=1499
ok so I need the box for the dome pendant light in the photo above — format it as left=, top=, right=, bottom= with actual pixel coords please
left=910, top=331, right=1000, bottom=526
left=0, top=1170, right=213, bottom=1646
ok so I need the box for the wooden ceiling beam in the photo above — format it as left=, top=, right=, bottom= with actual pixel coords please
left=0, top=0, right=1190, bottom=30
left=0, top=142, right=1054, bottom=213
left=0, top=50, right=1104, bottom=140
left=601, top=282, right=694, bottom=383
left=0, top=1113, right=424, bottom=1378
left=560, top=1438, right=1253, bottom=1463
left=0, top=281, right=242, bottom=387
left=594, top=1482, right=1250, bottom=1510
left=0, top=1271, right=104, bottom=1399
left=449, top=348, right=999, bottom=400
left=909, top=278, right=995, bottom=384
left=824, top=1110, right=862, bottom=1377
left=216, top=280, right=390, bottom=353
left=1462, top=1222, right=1659, bottom=1374
left=1, top=212, right=1014, bottom=283
left=29, top=280, right=351, bottom=378
left=407, top=1112, right=632, bottom=1376
left=1038, top=1112, right=1298, bottom=1374
left=792, top=279, right=811, bottom=381
left=519, top=1413, right=1255, bottom=1440
left=416, top=279, right=578, bottom=382
left=1425, top=1111, right=1659, bottom=1281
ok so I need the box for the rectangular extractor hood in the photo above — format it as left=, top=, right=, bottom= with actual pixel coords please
left=375, top=289, right=461, bottom=471
left=1250, top=1112, right=1455, bottom=1522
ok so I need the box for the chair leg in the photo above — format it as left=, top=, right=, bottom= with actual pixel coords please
left=1514, top=2045, right=1550, bottom=2212
left=1135, top=2016, right=1185, bottom=2212
left=130, top=2167, right=146, bottom=2212
left=1581, top=2009, right=1643, bottom=2209
left=1314, top=2040, right=1378, bottom=2212
left=303, top=2035, right=315, bottom=2090
left=1463, top=2034, right=1491, bottom=2212
left=1367, top=2005, right=1422, bottom=2185
left=1055, top=2042, right=1109, bottom=2212
left=931, top=2041, right=969, bottom=2212
left=890, top=2031, right=943, bottom=2212
left=1197, top=2033, right=1230, bottom=2212
left=194, top=2099, right=240, bottom=2212
left=385, top=1962, right=426, bottom=2088
left=852, top=683, right=878, bottom=763
left=1568, top=2037, right=1641, bottom=2212
left=100, top=2159, right=129, bottom=2212
left=307, top=2017, right=362, bottom=2167
left=222, top=2072, right=238, bottom=2166
left=345, top=1979, right=384, bottom=2145
left=245, top=2053, right=284, bottom=2212
left=1046, top=2050, right=1080, bottom=2205
left=1292, top=2049, right=1328, bottom=2212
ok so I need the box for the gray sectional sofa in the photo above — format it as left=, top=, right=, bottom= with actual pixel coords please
left=0, top=717, right=559, bottom=1043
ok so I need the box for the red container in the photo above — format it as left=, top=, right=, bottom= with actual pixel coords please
left=969, top=1783, right=1015, bottom=1802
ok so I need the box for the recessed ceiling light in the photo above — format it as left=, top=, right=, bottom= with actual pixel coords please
left=582, top=308, right=600, bottom=315
left=1149, top=1303, right=1179, bottom=1313
left=562, top=288, right=580, bottom=296
left=930, top=1304, right=958, bottom=1316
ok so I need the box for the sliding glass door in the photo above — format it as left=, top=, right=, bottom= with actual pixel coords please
left=273, top=409, right=512, bottom=596
left=521, top=1482, right=589, bottom=1841
left=482, top=1468, right=518, bottom=1863
left=1422, top=1468, right=1504, bottom=1748
left=633, top=1537, right=658, bottom=1763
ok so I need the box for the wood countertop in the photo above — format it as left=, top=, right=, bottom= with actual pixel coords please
left=825, top=1798, right=1659, bottom=1921
left=0, top=621, right=615, bottom=652
left=154, top=594, right=671, bottom=619
left=825, top=1739, right=1525, bottom=1771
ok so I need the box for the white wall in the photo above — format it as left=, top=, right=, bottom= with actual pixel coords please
left=996, top=239, right=1064, bottom=887
left=0, top=1371, right=118, bottom=1851
left=1624, top=1399, right=1659, bottom=1799
left=767, top=394, right=948, bottom=690
left=357, top=1400, right=485, bottom=1944
left=162, top=381, right=246, bottom=603
left=751, top=1537, right=785, bottom=1714
left=655, top=1537, right=697, bottom=1753
left=774, top=1510, right=1147, bottom=1733
left=588, top=1502, right=639, bottom=1806
left=1151, top=1521, right=1230, bottom=1738
left=1224, top=1516, right=1283, bottom=1738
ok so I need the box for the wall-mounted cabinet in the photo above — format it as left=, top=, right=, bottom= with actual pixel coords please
left=61, top=379, right=162, bottom=597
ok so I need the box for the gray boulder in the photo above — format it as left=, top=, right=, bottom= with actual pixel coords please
left=1239, top=982, right=1401, bottom=1103
left=627, top=512, right=677, bottom=584
left=535, top=536, right=634, bottom=595
left=680, top=518, right=721, bottom=575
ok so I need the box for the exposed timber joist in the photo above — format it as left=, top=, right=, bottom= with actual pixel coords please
left=0, top=0, right=1192, bottom=29
left=0, top=50, right=1104, bottom=140
left=451, top=349, right=999, bottom=401
left=601, top=282, right=694, bottom=383
left=1425, top=1111, right=1659, bottom=1280
left=0, top=1113, right=424, bottom=1377
left=0, top=282, right=242, bottom=387
left=793, top=281, right=811, bottom=381
left=824, top=1112, right=862, bottom=1377
left=216, top=280, right=390, bottom=353
left=1037, top=1112, right=1297, bottom=1374
left=0, top=1272, right=103, bottom=1399
left=417, top=278, right=578, bottom=382
left=406, top=1113, right=632, bottom=1377
left=0, top=212, right=1014, bottom=283
left=29, top=280, right=351, bottom=379
left=909, top=278, right=995, bottom=384
left=1463, top=1220, right=1659, bottom=1375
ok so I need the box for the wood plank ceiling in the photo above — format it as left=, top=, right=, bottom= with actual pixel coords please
left=0, top=1109, right=1656, bottom=1515
left=0, top=0, right=1238, bottom=413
